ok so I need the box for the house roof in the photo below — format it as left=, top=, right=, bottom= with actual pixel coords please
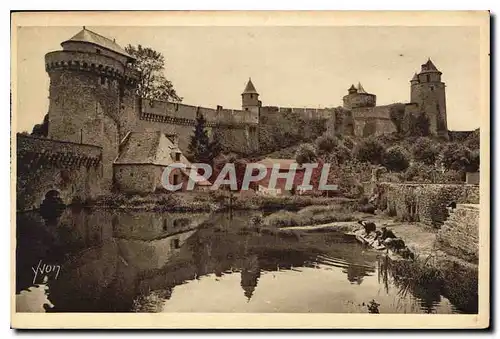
left=257, top=158, right=302, bottom=170
left=114, top=132, right=189, bottom=166
left=242, top=78, right=259, bottom=95
left=62, top=27, right=134, bottom=59
left=114, top=132, right=212, bottom=186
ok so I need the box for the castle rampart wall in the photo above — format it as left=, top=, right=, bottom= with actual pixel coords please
left=16, top=135, right=102, bottom=211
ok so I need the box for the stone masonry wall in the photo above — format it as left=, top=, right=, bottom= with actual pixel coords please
left=376, top=183, right=480, bottom=227
left=16, top=135, right=102, bottom=211
left=437, top=204, right=479, bottom=261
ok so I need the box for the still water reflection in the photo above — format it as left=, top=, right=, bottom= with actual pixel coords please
left=16, top=208, right=463, bottom=314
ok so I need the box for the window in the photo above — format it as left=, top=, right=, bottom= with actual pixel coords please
left=250, top=94, right=253, bottom=99
left=245, top=108, right=249, bottom=111
left=172, top=238, right=180, bottom=249
left=163, top=219, right=168, bottom=231
left=101, top=76, right=106, bottom=85
left=175, top=152, right=181, bottom=161
left=96, top=49, right=101, bottom=54
left=130, top=172, right=134, bottom=177
left=173, top=174, right=180, bottom=185
left=426, top=74, right=430, bottom=82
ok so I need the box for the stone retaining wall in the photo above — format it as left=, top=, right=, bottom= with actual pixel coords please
left=376, top=182, right=480, bottom=227
left=438, top=204, right=479, bottom=261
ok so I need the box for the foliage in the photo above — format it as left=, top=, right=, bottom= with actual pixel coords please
left=315, top=135, right=338, bottom=153
left=258, top=109, right=326, bottom=154
left=466, top=149, right=480, bottom=172
left=389, top=103, right=406, bottom=134
left=404, top=163, right=435, bottom=182
left=188, top=113, right=219, bottom=165
left=354, top=138, right=385, bottom=165
left=382, top=146, right=410, bottom=172
left=407, top=112, right=431, bottom=137
left=295, top=143, right=317, bottom=165
left=125, top=44, right=182, bottom=102
left=262, top=205, right=355, bottom=228
left=411, top=137, right=439, bottom=165
left=31, top=114, right=49, bottom=137
left=440, top=143, right=472, bottom=171
left=341, top=135, right=355, bottom=150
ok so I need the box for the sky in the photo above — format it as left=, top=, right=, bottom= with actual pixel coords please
left=15, top=25, right=480, bottom=132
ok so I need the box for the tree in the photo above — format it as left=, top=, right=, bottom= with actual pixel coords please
left=125, top=44, right=182, bottom=102
left=188, top=113, right=211, bottom=164
left=31, top=114, right=49, bottom=137
left=465, top=149, right=480, bottom=172
left=382, top=146, right=410, bottom=172
left=295, top=143, right=317, bottom=165
left=411, top=137, right=439, bottom=165
left=354, top=139, right=385, bottom=165
left=315, top=135, right=338, bottom=154
left=440, top=143, right=471, bottom=171
left=389, top=103, right=406, bottom=134
left=408, top=112, right=430, bottom=137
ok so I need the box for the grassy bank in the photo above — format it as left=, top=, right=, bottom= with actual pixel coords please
left=91, top=192, right=357, bottom=213
left=262, top=204, right=358, bottom=228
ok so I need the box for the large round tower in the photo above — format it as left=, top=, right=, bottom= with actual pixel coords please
left=410, top=58, right=448, bottom=138
left=44, top=27, right=138, bottom=190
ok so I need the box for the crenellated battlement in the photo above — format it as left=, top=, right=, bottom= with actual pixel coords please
left=16, top=134, right=102, bottom=170
left=45, top=50, right=138, bottom=85
left=140, top=99, right=259, bottom=127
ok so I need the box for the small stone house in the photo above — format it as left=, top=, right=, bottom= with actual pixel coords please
left=255, top=158, right=305, bottom=196
left=113, top=132, right=211, bottom=193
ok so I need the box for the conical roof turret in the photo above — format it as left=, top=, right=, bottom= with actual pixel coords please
left=242, top=78, right=259, bottom=95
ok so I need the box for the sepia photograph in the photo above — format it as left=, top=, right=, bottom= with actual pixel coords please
left=10, top=11, right=490, bottom=329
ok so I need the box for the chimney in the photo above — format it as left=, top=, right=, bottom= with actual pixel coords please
left=167, top=133, right=179, bottom=147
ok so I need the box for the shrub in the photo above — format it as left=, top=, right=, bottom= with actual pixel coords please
left=382, top=146, right=410, bottom=172
left=411, top=137, right=439, bottom=165
left=341, top=136, right=355, bottom=150
left=295, top=143, right=317, bottom=165
left=315, top=135, right=338, bottom=153
left=404, top=163, right=435, bottom=182
left=440, top=143, right=471, bottom=171
left=354, top=138, right=385, bottom=164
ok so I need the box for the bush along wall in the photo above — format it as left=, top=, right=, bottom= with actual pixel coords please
left=376, top=183, right=479, bottom=227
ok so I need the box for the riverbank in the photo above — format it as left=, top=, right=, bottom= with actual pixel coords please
left=279, top=215, right=478, bottom=313
left=89, top=192, right=357, bottom=213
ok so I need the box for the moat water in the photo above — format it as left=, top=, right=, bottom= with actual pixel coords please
left=16, top=208, right=472, bottom=314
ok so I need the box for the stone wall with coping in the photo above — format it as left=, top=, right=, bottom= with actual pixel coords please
left=376, top=182, right=480, bottom=227
left=437, top=204, right=479, bottom=261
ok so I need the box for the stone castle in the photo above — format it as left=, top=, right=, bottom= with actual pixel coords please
left=17, top=27, right=449, bottom=209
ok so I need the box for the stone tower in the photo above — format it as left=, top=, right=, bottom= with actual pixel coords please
left=241, top=78, right=260, bottom=114
left=44, top=27, right=138, bottom=190
left=342, top=83, right=377, bottom=109
left=410, top=58, right=448, bottom=138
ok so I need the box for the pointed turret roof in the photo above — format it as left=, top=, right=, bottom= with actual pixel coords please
left=242, top=78, right=259, bottom=95
left=420, top=58, right=440, bottom=73
left=62, top=27, right=134, bottom=59
left=357, top=82, right=367, bottom=94
left=348, top=84, right=357, bottom=91
left=411, top=73, right=419, bottom=82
